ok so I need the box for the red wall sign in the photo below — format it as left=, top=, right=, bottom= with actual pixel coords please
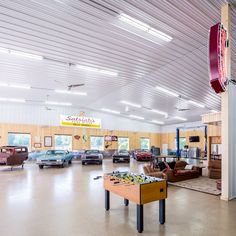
left=209, top=23, right=227, bottom=94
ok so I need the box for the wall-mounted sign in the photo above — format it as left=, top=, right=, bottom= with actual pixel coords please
left=209, top=22, right=227, bottom=94
left=105, top=135, right=118, bottom=142
left=60, top=115, right=101, bottom=129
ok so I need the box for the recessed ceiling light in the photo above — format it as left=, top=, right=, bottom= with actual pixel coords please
left=0, top=47, right=43, bottom=60
left=120, top=100, right=141, bottom=108
left=155, top=86, right=179, bottom=97
left=173, top=116, right=187, bottom=121
left=129, top=114, right=144, bottom=120
left=188, top=100, right=205, bottom=108
left=0, top=98, right=26, bottom=103
left=76, top=65, right=117, bottom=76
left=101, top=108, right=121, bottom=114
left=45, top=101, right=72, bottom=106
left=118, top=14, right=172, bottom=42
left=151, top=120, right=165, bottom=125
left=151, top=109, right=168, bottom=116
left=55, top=89, right=87, bottom=96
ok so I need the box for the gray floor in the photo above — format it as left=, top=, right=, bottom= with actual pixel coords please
left=0, top=159, right=235, bottom=236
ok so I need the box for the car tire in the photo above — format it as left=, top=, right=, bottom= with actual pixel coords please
left=99, top=161, right=103, bottom=165
left=113, top=159, right=115, bottom=163
left=68, top=160, right=72, bottom=165
left=39, top=165, right=44, bottom=169
left=61, top=162, right=65, bottom=168
left=82, top=161, right=85, bottom=165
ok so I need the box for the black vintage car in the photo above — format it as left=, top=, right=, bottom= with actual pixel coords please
left=112, top=150, right=130, bottom=163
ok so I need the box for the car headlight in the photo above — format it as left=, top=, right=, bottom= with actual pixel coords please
left=57, top=159, right=62, bottom=162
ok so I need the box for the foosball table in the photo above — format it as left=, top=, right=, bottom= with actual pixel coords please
left=103, top=171, right=167, bottom=233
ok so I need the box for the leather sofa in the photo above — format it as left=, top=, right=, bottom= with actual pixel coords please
left=208, top=160, right=221, bottom=179
left=164, top=161, right=199, bottom=182
left=143, top=164, right=166, bottom=179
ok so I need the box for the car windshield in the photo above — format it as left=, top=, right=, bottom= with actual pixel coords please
left=119, top=150, right=128, bottom=153
left=46, top=150, right=65, bottom=156
left=85, top=150, right=99, bottom=154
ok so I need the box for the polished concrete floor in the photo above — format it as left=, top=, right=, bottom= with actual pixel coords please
left=0, top=159, right=235, bottom=236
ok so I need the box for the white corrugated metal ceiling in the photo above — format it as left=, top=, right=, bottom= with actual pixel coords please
left=0, top=0, right=235, bottom=125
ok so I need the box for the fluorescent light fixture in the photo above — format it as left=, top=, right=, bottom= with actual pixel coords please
left=151, top=109, right=168, bottom=116
left=0, top=47, right=43, bottom=60
left=45, top=101, right=72, bottom=106
left=55, top=89, right=87, bottom=96
left=173, top=116, right=187, bottom=121
left=0, top=47, right=9, bottom=54
left=151, top=120, right=165, bottom=125
left=10, top=84, right=31, bottom=89
left=210, top=110, right=218, bottom=113
left=188, top=100, right=205, bottom=108
left=0, top=97, right=25, bottom=103
left=101, top=108, right=121, bottom=114
left=120, top=100, right=141, bottom=108
left=155, top=86, right=179, bottom=97
left=129, top=114, right=145, bottom=120
left=76, top=65, right=117, bottom=76
left=118, top=13, right=172, bottom=42
left=0, top=83, right=30, bottom=89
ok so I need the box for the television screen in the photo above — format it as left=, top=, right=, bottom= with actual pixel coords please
left=189, top=136, right=200, bottom=142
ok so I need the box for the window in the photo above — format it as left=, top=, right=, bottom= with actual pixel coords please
left=175, top=137, right=187, bottom=150
left=90, top=136, right=104, bottom=151
left=8, top=133, right=31, bottom=150
left=140, top=138, right=150, bottom=150
left=55, top=135, right=72, bottom=151
left=118, top=137, right=129, bottom=151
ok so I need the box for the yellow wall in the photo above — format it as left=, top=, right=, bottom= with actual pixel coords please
left=160, top=130, right=205, bottom=150
left=0, top=123, right=161, bottom=151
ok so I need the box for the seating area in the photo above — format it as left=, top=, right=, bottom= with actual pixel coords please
left=143, top=161, right=200, bottom=183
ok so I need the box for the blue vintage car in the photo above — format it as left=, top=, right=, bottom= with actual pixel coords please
left=28, top=150, right=47, bottom=161
left=36, top=150, right=73, bottom=169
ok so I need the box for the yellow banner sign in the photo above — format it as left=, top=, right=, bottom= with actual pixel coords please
left=60, top=115, right=101, bottom=129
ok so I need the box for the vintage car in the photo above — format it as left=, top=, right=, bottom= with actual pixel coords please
left=81, top=150, right=103, bottom=165
left=112, top=150, right=130, bottom=163
left=36, top=150, right=73, bottom=169
left=133, top=149, right=152, bottom=161
left=28, top=150, right=47, bottom=161
left=71, top=150, right=85, bottom=160
left=0, top=146, right=28, bottom=170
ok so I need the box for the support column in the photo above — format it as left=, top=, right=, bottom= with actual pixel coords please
left=221, top=3, right=236, bottom=200
left=176, top=128, right=180, bottom=158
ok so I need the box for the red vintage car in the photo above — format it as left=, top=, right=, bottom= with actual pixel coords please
left=133, top=150, right=152, bottom=161
left=0, top=146, right=28, bottom=170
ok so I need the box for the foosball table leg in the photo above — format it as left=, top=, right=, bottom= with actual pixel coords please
left=105, top=190, right=110, bottom=211
left=137, top=204, right=143, bottom=233
left=124, top=198, right=129, bottom=206
left=159, top=199, right=165, bottom=224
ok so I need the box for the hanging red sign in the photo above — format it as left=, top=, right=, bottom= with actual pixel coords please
left=209, top=23, right=227, bottom=94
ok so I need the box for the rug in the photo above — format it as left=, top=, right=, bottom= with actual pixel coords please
left=168, top=176, right=221, bottom=196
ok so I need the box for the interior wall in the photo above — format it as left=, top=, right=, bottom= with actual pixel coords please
left=160, top=121, right=206, bottom=150
left=0, top=103, right=161, bottom=133
left=0, top=123, right=161, bottom=151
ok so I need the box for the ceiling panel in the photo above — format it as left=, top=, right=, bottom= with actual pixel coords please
left=0, top=0, right=235, bottom=125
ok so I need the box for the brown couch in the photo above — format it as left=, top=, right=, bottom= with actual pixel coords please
left=143, top=164, right=166, bottom=179
left=164, top=161, right=199, bottom=182
left=208, top=160, right=221, bottom=179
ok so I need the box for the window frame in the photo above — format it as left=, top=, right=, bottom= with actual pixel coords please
left=118, top=137, right=129, bottom=151
left=140, top=137, right=150, bottom=150
left=90, top=136, right=105, bottom=151
left=7, top=132, right=31, bottom=151
left=54, top=134, right=73, bottom=151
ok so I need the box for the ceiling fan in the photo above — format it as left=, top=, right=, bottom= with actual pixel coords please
left=175, top=96, right=190, bottom=112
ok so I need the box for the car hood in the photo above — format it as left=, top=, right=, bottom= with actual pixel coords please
left=37, top=155, right=65, bottom=160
